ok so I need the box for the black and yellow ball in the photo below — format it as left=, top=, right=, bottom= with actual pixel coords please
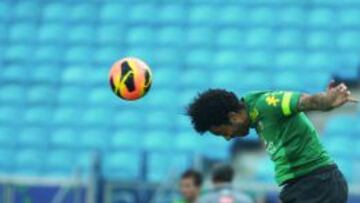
left=109, top=57, right=152, bottom=101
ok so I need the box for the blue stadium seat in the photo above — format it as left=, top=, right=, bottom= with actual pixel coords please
left=308, top=8, right=334, bottom=27
left=278, top=7, right=305, bottom=26
left=158, top=4, right=185, bottom=23
left=200, top=136, right=229, bottom=159
left=174, top=131, right=201, bottom=151
left=38, top=23, right=68, bottom=42
left=244, top=28, right=273, bottom=48
left=147, top=152, right=189, bottom=182
left=111, top=130, right=141, bottom=149
left=27, top=85, right=56, bottom=103
left=216, top=6, right=247, bottom=25
left=275, top=51, right=304, bottom=69
left=211, top=69, right=240, bottom=88
left=15, top=149, right=44, bottom=176
left=338, top=31, right=360, bottom=50
left=0, top=65, right=27, bottom=81
left=53, top=107, right=83, bottom=125
left=97, top=25, right=124, bottom=45
left=43, top=3, right=69, bottom=22
left=153, top=67, right=180, bottom=87
left=0, top=126, right=14, bottom=147
left=323, top=137, right=353, bottom=156
left=103, top=151, right=141, bottom=180
left=354, top=140, right=360, bottom=157
left=4, top=45, right=32, bottom=61
left=33, top=45, right=63, bottom=63
left=178, top=89, right=201, bottom=107
left=64, top=46, right=93, bottom=64
left=69, top=4, right=98, bottom=22
left=189, top=5, right=214, bottom=24
left=303, top=73, right=330, bottom=92
left=182, top=68, right=210, bottom=87
left=87, top=68, right=107, bottom=85
left=80, top=129, right=108, bottom=150
left=245, top=51, right=273, bottom=68
left=240, top=71, right=272, bottom=91
left=272, top=72, right=303, bottom=91
left=0, top=84, right=25, bottom=103
left=275, top=29, right=303, bottom=48
left=129, top=4, right=156, bottom=23
left=249, top=7, right=275, bottom=25
left=153, top=48, right=180, bottom=64
left=17, top=127, right=48, bottom=147
left=75, top=151, right=93, bottom=176
left=324, top=115, right=358, bottom=136
left=124, top=47, right=153, bottom=63
left=113, top=110, right=142, bottom=127
left=58, top=85, right=88, bottom=104
left=100, top=3, right=127, bottom=22
left=0, top=148, right=14, bottom=173
left=126, top=27, right=155, bottom=45
left=175, top=115, right=192, bottom=130
left=338, top=9, right=360, bottom=26
left=68, top=25, right=96, bottom=44
left=62, top=67, right=89, bottom=84
left=88, top=87, right=113, bottom=105
left=256, top=157, right=276, bottom=183
left=186, top=27, right=215, bottom=46
left=0, top=2, right=11, bottom=22
left=185, top=49, right=213, bottom=66
left=0, top=23, right=8, bottom=42
left=94, top=46, right=121, bottom=64
left=216, top=28, right=243, bottom=47
left=0, top=106, right=20, bottom=124
left=50, top=128, right=77, bottom=148
left=145, top=111, right=173, bottom=128
left=27, top=64, right=61, bottom=84
left=45, top=150, right=75, bottom=176
left=14, top=1, right=40, bottom=20
left=213, top=50, right=239, bottom=67
left=304, top=52, right=335, bottom=71
left=9, top=23, right=37, bottom=43
left=143, top=131, right=174, bottom=150
left=24, top=106, right=53, bottom=124
left=81, top=108, right=111, bottom=126
left=332, top=156, right=353, bottom=181
left=307, top=31, right=334, bottom=49
left=334, top=54, right=359, bottom=80
left=147, top=89, right=177, bottom=107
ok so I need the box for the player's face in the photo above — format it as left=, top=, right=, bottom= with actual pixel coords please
left=180, top=178, right=199, bottom=201
left=210, top=111, right=250, bottom=140
left=210, top=123, right=248, bottom=140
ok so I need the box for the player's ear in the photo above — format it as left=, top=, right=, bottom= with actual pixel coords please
left=228, top=112, right=240, bottom=123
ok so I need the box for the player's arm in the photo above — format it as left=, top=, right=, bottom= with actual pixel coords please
left=298, top=81, right=358, bottom=112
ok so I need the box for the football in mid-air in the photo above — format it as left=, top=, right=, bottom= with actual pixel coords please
left=109, top=57, right=152, bottom=101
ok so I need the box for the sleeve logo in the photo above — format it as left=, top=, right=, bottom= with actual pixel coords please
left=265, top=95, right=280, bottom=107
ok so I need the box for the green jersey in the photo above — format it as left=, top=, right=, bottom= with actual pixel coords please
left=243, top=91, right=333, bottom=185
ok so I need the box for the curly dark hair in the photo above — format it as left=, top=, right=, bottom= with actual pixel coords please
left=186, top=89, right=244, bottom=134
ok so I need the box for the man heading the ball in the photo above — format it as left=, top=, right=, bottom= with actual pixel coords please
left=186, top=81, right=357, bottom=203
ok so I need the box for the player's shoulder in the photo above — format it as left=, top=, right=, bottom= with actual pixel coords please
left=243, top=90, right=279, bottom=108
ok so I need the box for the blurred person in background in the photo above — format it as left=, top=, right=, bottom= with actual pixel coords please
left=230, top=139, right=266, bottom=203
left=174, top=169, right=203, bottom=203
left=198, top=164, right=253, bottom=203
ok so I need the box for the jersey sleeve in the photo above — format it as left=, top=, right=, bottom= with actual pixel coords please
left=259, top=91, right=302, bottom=118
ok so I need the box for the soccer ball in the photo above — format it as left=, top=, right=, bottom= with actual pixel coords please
left=109, top=57, right=152, bottom=101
